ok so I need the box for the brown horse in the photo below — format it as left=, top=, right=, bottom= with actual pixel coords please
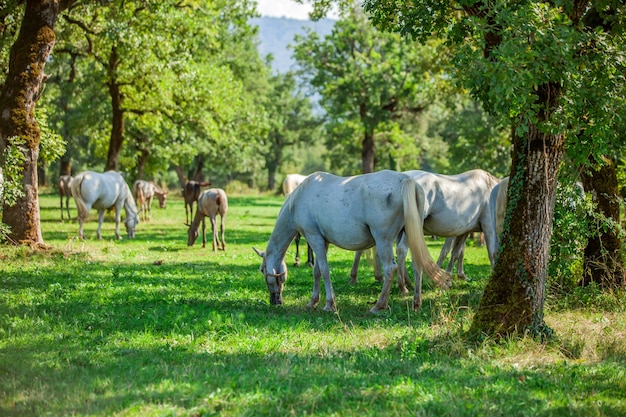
left=187, top=188, right=228, bottom=251
left=58, top=175, right=73, bottom=220
left=183, top=180, right=212, bottom=225
left=133, top=180, right=168, bottom=222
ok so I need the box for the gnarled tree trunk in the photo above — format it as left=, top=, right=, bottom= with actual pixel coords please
left=104, top=46, right=124, bottom=172
left=580, top=156, right=625, bottom=289
left=0, top=0, right=71, bottom=245
left=470, top=83, right=565, bottom=338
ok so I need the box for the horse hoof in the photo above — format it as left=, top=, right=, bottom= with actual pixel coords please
left=369, top=305, right=386, bottom=314
left=323, top=304, right=336, bottom=312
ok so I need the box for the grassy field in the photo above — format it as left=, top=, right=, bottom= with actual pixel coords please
left=1, top=189, right=625, bottom=416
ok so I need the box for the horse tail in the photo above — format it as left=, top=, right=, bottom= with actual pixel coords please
left=216, top=189, right=228, bottom=214
left=401, top=178, right=451, bottom=289
left=70, top=175, right=89, bottom=221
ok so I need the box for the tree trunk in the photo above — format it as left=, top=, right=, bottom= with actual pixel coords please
left=0, top=0, right=67, bottom=245
left=37, top=159, right=46, bottom=186
left=190, top=154, right=205, bottom=181
left=361, top=129, right=375, bottom=174
left=580, top=156, right=625, bottom=289
left=470, top=83, right=565, bottom=338
left=136, top=146, right=148, bottom=180
left=172, top=165, right=187, bottom=189
left=104, top=47, right=124, bottom=172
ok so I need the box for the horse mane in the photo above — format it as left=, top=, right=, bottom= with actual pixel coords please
left=123, top=183, right=139, bottom=218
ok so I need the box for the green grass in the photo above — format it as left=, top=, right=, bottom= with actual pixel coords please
left=1, top=190, right=625, bottom=416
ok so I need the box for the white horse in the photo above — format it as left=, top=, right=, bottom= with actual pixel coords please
left=282, top=173, right=314, bottom=267
left=187, top=188, right=228, bottom=251
left=254, top=170, right=452, bottom=313
left=71, top=171, right=139, bottom=240
left=352, top=169, right=499, bottom=308
left=133, top=180, right=168, bottom=222
left=57, top=175, right=73, bottom=220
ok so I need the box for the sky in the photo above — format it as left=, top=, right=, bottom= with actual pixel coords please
left=256, top=0, right=338, bottom=20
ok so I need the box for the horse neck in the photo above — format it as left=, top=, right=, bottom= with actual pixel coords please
left=123, top=187, right=138, bottom=218
left=265, top=208, right=297, bottom=268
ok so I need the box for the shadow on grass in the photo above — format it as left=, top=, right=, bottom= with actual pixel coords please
left=2, top=252, right=625, bottom=416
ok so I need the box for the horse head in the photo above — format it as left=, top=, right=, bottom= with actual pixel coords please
left=156, top=191, right=167, bottom=209
left=187, top=223, right=199, bottom=246
left=253, top=247, right=287, bottom=305
left=125, top=213, right=139, bottom=238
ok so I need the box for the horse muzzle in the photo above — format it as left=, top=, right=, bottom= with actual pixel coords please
left=269, top=292, right=283, bottom=305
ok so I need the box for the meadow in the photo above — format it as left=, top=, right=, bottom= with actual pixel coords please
left=1, top=188, right=625, bottom=416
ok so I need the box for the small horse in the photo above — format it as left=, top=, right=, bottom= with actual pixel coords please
left=187, top=188, right=228, bottom=251
left=133, top=180, right=168, bottom=221
left=282, top=173, right=314, bottom=267
left=71, top=171, right=139, bottom=240
left=183, top=180, right=212, bottom=225
left=254, top=170, right=452, bottom=313
left=58, top=175, right=73, bottom=220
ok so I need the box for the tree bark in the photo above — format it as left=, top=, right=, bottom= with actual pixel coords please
left=471, top=83, right=565, bottom=338
left=0, top=0, right=69, bottom=245
left=580, top=156, right=625, bottom=289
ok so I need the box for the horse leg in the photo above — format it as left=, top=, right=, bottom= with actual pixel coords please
left=349, top=251, right=362, bottom=284
left=307, top=260, right=322, bottom=308
left=147, top=196, right=152, bottom=221
left=481, top=219, right=499, bottom=269
left=114, top=207, right=123, bottom=239
left=450, top=234, right=468, bottom=280
left=219, top=214, right=226, bottom=251
left=306, top=244, right=314, bottom=267
left=373, top=249, right=383, bottom=281
left=97, top=209, right=106, bottom=240
left=60, top=196, right=64, bottom=220
left=437, top=237, right=455, bottom=268
left=412, top=260, right=423, bottom=311
left=78, top=215, right=85, bottom=240
left=307, top=239, right=335, bottom=311
left=65, top=196, right=71, bottom=220
left=201, top=217, right=207, bottom=248
left=395, top=233, right=410, bottom=294
left=371, top=243, right=398, bottom=313
left=293, top=232, right=301, bottom=267
left=211, top=215, right=218, bottom=252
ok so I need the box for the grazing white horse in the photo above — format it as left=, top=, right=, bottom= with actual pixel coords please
left=282, top=173, right=314, bottom=267
left=187, top=188, right=228, bottom=251
left=133, top=180, right=168, bottom=222
left=254, top=170, right=452, bottom=313
left=352, top=169, right=499, bottom=308
left=57, top=175, right=73, bottom=220
left=71, top=171, right=139, bottom=240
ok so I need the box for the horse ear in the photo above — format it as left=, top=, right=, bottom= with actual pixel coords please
left=252, top=247, right=264, bottom=257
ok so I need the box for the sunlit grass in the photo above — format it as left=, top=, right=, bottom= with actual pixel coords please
left=0, top=189, right=624, bottom=416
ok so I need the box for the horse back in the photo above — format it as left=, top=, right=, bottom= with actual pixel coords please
left=287, top=171, right=406, bottom=249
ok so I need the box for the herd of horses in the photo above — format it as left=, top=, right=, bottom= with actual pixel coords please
left=58, top=172, right=227, bottom=251
left=256, top=169, right=508, bottom=313
left=56, top=168, right=519, bottom=314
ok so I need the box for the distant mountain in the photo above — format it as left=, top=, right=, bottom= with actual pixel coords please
left=250, top=16, right=335, bottom=74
